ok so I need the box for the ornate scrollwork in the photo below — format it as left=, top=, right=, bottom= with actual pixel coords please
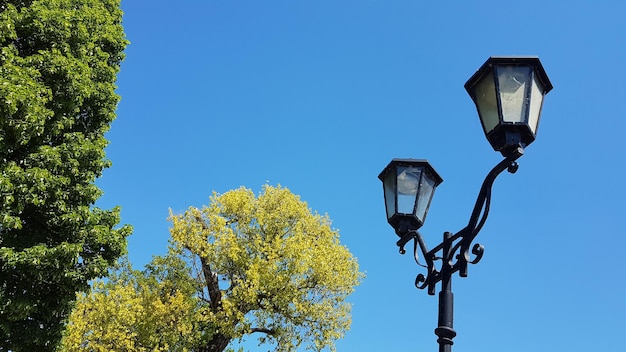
left=469, top=243, right=484, bottom=264
left=398, top=150, right=524, bottom=294
left=405, top=231, right=483, bottom=294
left=415, top=272, right=427, bottom=290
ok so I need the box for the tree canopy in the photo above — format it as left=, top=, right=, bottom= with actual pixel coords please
left=62, top=185, right=363, bottom=352
left=60, top=253, right=204, bottom=352
left=0, top=0, right=130, bottom=350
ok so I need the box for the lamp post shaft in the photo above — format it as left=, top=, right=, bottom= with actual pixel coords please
left=435, top=231, right=456, bottom=352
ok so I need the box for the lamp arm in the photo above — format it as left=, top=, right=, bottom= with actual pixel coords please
left=466, top=146, right=524, bottom=240
left=396, top=230, right=432, bottom=269
left=406, top=146, right=525, bottom=294
left=455, top=146, right=524, bottom=276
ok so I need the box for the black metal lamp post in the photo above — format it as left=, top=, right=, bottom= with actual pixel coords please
left=378, top=56, right=552, bottom=352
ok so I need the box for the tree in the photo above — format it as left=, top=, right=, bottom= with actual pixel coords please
left=62, top=185, right=362, bottom=351
left=0, top=0, right=130, bottom=350
left=60, top=253, right=205, bottom=352
left=169, top=185, right=364, bottom=352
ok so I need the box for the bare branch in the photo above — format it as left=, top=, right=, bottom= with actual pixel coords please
left=250, top=327, right=275, bottom=335
left=200, top=257, right=222, bottom=313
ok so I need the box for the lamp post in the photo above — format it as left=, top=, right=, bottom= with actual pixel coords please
left=378, top=56, right=552, bottom=352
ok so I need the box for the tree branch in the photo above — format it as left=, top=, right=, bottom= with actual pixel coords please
left=190, top=214, right=224, bottom=313
left=200, top=257, right=222, bottom=313
left=250, top=327, right=275, bottom=335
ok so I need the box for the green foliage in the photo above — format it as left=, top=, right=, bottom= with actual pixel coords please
left=0, top=0, right=130, bottom=350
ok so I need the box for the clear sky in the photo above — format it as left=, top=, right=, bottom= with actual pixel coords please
left=100, top=1, right=625, bottom=351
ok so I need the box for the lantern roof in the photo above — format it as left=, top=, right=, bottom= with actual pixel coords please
left=378, top=158, right=443, bottom=185
left=465, top=56, right=553, bottom=96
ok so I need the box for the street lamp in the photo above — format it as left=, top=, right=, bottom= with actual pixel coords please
left=465, top=56, right=553, bottom=156
left=378, top=56, right=552, bottom=352
left=379, top=159, right=443, bottom=235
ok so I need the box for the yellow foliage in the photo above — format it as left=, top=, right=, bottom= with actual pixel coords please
left=61, top=185, right=363, bottom=352
left=169, top=185, right=364, bottom=352
left=58, top=258, right=203, bottom=352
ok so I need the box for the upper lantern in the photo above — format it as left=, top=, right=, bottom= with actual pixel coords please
left=378, top=159, right=443, bottom=235
left=465, top=56, right=553, bottom=155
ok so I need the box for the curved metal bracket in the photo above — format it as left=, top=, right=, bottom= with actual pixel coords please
left=397, top=146, right=525, bottom=294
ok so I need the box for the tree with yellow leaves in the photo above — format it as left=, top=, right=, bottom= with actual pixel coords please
left=60, top=252, right=205, bottom=351
left=61, top=185, right=362, bottom=352
left=170, top=185, right=363, bottom=352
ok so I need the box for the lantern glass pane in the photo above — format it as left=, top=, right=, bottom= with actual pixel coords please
left=497, top=66, right=531, bottom=124
left=474, top=73, right=499, bottom=134
left=383, top=170, right=396, bottom=221
left=528, top=72, right=545, bottom=135
left=396, top=166, right=421, bottom=215
left=416, top=171, right=436, bottom=222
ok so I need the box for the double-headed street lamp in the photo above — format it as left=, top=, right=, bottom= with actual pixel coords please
left=378, top=56, right=553, bottom=352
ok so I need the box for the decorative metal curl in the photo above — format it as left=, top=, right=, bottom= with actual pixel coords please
left=397, top=147, right=525, bottom=294
left=469, top=243, right=484, bottom=264
left=403, top=231, right=483, bottom=295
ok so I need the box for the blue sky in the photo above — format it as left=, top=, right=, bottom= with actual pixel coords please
left=98, top=1, right=625, bottom=351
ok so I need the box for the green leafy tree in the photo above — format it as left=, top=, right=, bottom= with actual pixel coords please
left=0, top=0, right=130, bottom=350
